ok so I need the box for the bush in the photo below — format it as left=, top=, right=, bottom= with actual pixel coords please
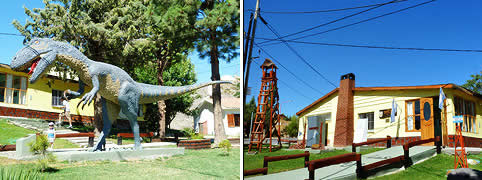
left=181, top=128, right=203, bottom=139
left=0, top=167, right=47, bottom=180
left=29, top=133, right=56, bottom=172
left=218, top=139, right=232, bottom=155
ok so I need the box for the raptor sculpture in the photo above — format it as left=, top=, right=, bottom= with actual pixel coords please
left=11, top=38, right=230, bottom=151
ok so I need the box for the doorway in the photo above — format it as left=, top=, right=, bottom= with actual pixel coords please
left=420, top=98, right=434, bottom=145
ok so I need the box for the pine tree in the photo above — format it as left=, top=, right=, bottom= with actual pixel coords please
left=196, top=0, right=239, bottom=145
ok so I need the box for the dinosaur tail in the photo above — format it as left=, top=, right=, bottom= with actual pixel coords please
left=137, top=81, right=232, bottom=104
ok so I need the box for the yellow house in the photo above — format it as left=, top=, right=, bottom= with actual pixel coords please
left=296, top=73, right=482, bottom=148
left=0, top=63, right=95, bottom=123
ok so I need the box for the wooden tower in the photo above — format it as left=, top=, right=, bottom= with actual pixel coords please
left=453, top=116, right=468, bottom=169
left=248, top=58, right=282, bottom=153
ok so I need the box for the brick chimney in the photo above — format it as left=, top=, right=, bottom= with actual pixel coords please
left=333, top=73, right=355, bottom=147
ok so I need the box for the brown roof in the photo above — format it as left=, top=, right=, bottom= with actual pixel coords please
left=296, top=83, right=481, bottom=116
left=260, top=58, right=278, bottom=69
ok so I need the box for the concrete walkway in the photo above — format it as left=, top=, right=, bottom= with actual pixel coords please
left=247, top=146, right=437, bottom=180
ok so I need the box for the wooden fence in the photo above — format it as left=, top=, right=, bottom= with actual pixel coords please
left=352, top=136, right=391, bottom=152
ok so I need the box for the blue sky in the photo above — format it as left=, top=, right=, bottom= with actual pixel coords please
left=244, top=0, right=482, bottom=116
left=0, top=0, right=239, bottom=83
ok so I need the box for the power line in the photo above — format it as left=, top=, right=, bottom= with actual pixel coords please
left=246, top=0, right=408, bottom=14
left=256, top=37, right=482, bottom=53
left=253, top=42, right=326, bottom=96
left=257, top=0, right=405, bottom=45
left=0, top=32, right=23, bottom=37
left=251, top=59, right=313, bottom=101
left=260, top=17, right=338, bottom=88
left=262, top=0, right=436, bottom=47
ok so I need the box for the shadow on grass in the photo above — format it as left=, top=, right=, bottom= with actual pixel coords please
left=43, top=167, right=60, bottom=173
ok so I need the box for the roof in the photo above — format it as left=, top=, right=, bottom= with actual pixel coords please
left=260, top=58, right=278, bottom=69
left=296, top=83, right=481, bottom=116
left=191, top=95, right=240, bottom=110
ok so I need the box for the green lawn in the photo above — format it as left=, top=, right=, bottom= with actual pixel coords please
left=0, top=119, right=36, bottom=145
left=0, top=119, right=79, bottom=149
left=0, top=148, right=240, bottom=179
left=243, top=145, right=384, bottom=175
left=372, top=153, right=482, bottom=180
left=53, top=139, right=80, bottom=149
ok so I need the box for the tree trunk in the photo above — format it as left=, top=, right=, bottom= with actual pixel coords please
left=156, top=52, right=168, bottom=138
left=93, top=93, right=103, bottom=136
left=210, top=33, right=227, bottom=145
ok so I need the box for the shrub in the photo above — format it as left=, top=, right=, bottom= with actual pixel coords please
left=29, top=133, right=56, bottom=172
left=181, top=128, right=203, bottom=139
left=218, top=139, right=232, bottom=155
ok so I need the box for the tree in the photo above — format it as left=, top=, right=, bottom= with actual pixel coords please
left=13, top=0, right=150, bottom=134
left=197, top=0, right=239, bottom=145
left=461, top=72, right=481, bottom=94
left=133, top=0, right=199, bottom=138
left=135, top=59, right=197, bottom=133
left=243, top=97, right=256, bottom=137
left=283, top=115, right=299, bottom=138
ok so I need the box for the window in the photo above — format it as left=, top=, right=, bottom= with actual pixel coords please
left=227, top=114, right=240, bottom=127
left=0, top=73, right=27, bottom=105
left=454, top=96, right=477, bottom=133
left=359, top=112, right=375, bottom=131
left=406, top=99, right=421, bottom=132
left=52, top=89, right=63, bottom=106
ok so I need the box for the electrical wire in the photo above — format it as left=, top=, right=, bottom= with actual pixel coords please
left=261, top=0, right=436, bottom=47
left=0, top=32, right=23, bottom=36
left=251, top=59, right=313, bottom=101
left=255, top=37, right=482, bottom=53
left=260, top=18, right=338, bottom=88
left=257, top=0, right=405, bottom=45
left=245, top=0, right=408, bottom=14
left=253, top=42, right=326, bottom=96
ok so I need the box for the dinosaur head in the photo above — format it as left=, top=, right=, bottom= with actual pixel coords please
left=11, top=38, right=56, bottom=83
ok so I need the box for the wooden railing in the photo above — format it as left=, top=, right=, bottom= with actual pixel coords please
left=243, top=151, right=310, bottom=177
left=0, top=144, right=16, bottom=151
left=117, top=132, right=154, bottom=145
left=243, top=168, right=268, bottom=176
left=37, top=132, right=95, bottom=147
left=352, top=136, right=391, bottom=152
left=306, top=152, right=361, bottom=180
left=403, top=136, right=441, bottom=167
left=264, top=151, right=310, bottom=169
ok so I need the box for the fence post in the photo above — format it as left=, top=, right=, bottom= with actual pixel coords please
left=356, top=154, right=363, bottom=178
left=386, top=136, right=391, bottom=148
left=88, top=136, right=94, bottom=147
left=117, top=136, right=122, bottom=145
left=304, top=151, right=310, bottom=167
left=263, top=156, right=268, bottom=168
left=403, top=145, right=412, bottom=168
left=436, top=136, right=441, bottom=154
left=309, top=166, right=314, bottom=180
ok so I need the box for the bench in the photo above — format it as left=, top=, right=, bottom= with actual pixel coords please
left=37, top=132, right=95, bottom=147
left=117, top=132, right=154, bottom=145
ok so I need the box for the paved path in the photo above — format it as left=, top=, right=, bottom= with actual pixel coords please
left=247, top=146, right=436, bottom=180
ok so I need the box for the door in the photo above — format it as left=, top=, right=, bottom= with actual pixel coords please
left=420, top=98, right=434, bottom=145
left=306, top=116, right=319, bottom=147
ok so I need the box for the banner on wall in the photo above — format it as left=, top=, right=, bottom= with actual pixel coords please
left=354, top=118, right=368, bottom=143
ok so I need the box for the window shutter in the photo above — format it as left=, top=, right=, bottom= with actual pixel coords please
left=227, top=114, right=234, bottom=127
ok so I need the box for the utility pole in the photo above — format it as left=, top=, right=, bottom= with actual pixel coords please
left=243, top=13, right=254, bottom=74
left=243, top=0, right=260, bottom=110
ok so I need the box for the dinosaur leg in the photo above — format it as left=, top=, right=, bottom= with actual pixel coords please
left=118, top=85, right=142, bottom=150
left=92, top=97, right=119, bottom=151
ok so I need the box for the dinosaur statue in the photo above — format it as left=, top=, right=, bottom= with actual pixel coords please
left=10, top=38, right=230, bottom=151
